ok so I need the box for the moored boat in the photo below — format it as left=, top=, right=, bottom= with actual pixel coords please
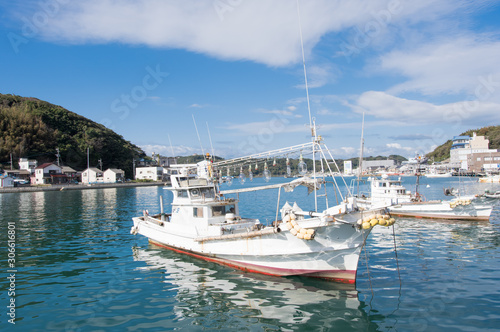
left=479, top=175, right=500, bottom=183
left=131, top=140, right=395, bottom=283
left=357, top=175, right=493, bottom=221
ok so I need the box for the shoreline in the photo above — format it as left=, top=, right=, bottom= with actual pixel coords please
left=0, top=181, right=166, bottom=194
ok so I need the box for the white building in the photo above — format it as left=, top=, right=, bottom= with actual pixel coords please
left=135, top=166, right=165, bottom=181
left=103, top=168, right=125, bottom=183
left=450, top=133, right=496, bottom=170
left=343, top=160, right=353, bottom=175
left=81, top=168, right=104, bottom=184
left=19, top=158, right=38, bottom=174
left=362, top=160, right=396, bottom=171
left=33, top=163, right=62, bottom=185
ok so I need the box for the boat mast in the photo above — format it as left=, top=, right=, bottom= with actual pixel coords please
left=357, top=112, right=365, bottom=195
left=192, top=114, right=205, bottom=157
left=296, top=0, right=319, bottom=211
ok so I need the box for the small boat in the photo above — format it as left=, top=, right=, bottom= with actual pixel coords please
left=479, top=175, right=500, bottom=183
left=388, top=197, right=492, bottom=221
left=483, top=189, right=500, bottom=199
left=425, top=171, right=453, bottom=178
left=131, top=139, right=394, bottom=284
left=357, top=176, right=493, bottom=221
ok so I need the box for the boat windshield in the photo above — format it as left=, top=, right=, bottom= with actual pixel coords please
left=212, top=204, right=235, bottom=216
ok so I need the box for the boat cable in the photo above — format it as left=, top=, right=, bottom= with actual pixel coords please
left=192, top=114, right=205, bottom=157
left=295, top=0, right=313, bottom=136
left=387, top=223, right=403, bottom=328
left=362, top=234, right=375, bottom=315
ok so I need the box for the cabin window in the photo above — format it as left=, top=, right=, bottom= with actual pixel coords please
left=200, top=188, right=215, bottom=199
left=190, top=189, right=200, bottom=197
left=178, top=190, right=188, bottom=198
left=193, top=207, right=203, bottom=218
left=212, top=204, right=235, bottom=216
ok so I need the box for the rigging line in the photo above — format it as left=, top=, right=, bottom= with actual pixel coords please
left=192, top=114, right=205, bottom=157
left=362, top=237, right=375, bottom=316
left=388, top=223, right=403, bottom=320
left=206, top=122, right=215, bottom=160
left=358, top=112, right=365, bottom=195
left=295, top=0, right=314, bottom=138
left=168, top=134, right=175, bottom=158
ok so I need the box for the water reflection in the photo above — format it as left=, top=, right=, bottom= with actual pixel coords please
left=132, top=245, right=378, bottom=330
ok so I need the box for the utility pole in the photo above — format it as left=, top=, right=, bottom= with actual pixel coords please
left=56, top=147, right=60, bottom=166
left=133, top=158, right=136, bottom=180
left=98, top=159, right=103, bottom=171
left=10, top=152, right=13, bottom=170
left=87, top=147, right=90, bottom=184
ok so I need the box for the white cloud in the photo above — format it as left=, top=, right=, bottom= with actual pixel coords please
left=351, top=91, right=500, bottom=126
left=295, top=64, right=339, bottom=89
left=189, top=103, right=207, bottom=108
left=258, top=108, right=302, bottom=118
left=25, top=0, right=489, bottom=67
left=377, top=36, right=500, bottom=97
left=386, top=143, right=413, bottom=152
left=140, top=144, right=199, bottom=157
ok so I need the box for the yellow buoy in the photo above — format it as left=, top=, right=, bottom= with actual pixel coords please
left=291, top=219, right=298, bottom=227
left=297, top=233, right=304, bottom=239
left=300, top=228, right=307, bottom=235
left=362, top=222, right=371, bottom=229
left=363, top=216, right=371, bottom=223
left=370, top=219, right=379, bottom=227
left=290, top=228, right=298, bottom=236
left=304, top=233, right=313, bottom=240
left=286, top=222, right=293, bottom=230
left=283, top=215, right=291, bottom=223
left=306, top=229, right=315, bottom=235
left=294, top=225, right=301, bottom=232
left=379, top=219, right=387, bottom=226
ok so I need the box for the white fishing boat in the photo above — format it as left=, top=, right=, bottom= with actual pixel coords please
left=357, top=175, right=493, bottom=221
left=425, top=171, right=453, bottom=178
left=131, top=138, right=395, bottom=284
left=479, top=175, right=500, bottom=183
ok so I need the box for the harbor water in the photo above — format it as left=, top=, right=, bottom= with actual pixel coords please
left=1, top=176, right=499, bottom=331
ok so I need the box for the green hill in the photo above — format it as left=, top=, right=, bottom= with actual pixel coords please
left=426, top=125, right=500, bottom=162
left=0, top=93, right=146, bottom=177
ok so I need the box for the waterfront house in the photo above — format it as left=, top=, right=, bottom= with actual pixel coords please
left=19, top=158, right=38, bottom=174
left=81, top=168, right=103, bottom=184
left=61, top=166, right=78, bottom=183
left=0, top=174, right=14, bottom=188
left=103, top=168, right=125, bottom=183
left=33, top=163, right=63, bottom=185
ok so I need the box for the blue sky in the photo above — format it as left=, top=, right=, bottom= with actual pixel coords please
left=1, top=0, right=500, bottom=160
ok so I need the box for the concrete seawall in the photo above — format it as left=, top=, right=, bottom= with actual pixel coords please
left=0, top=182, right=166, bottom=194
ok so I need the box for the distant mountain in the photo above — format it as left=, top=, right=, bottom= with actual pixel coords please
left=426, top=126, right=500, bottom=162
left=0, top=93, right=146, bottom=177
